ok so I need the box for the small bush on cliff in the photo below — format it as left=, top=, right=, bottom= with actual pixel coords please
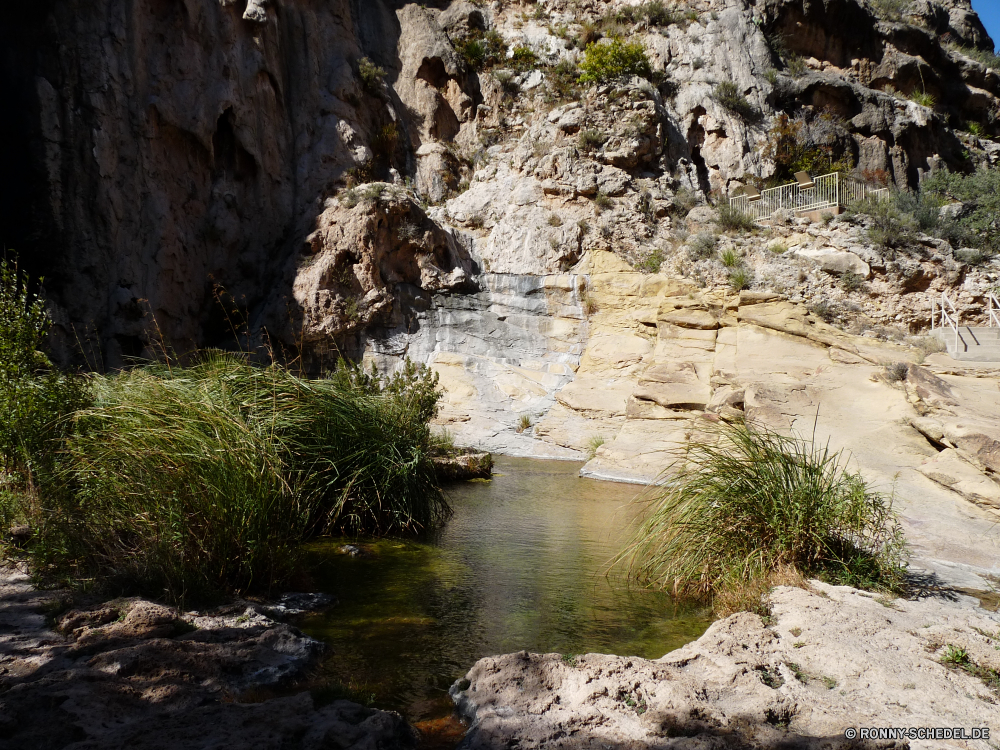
left=619, top=420, right=907, bottom=612
left=357, top=57, right=386, bottom=94
left=460, top=30, right=506, bottom=71
left=712, top=82, right=758, bottom=122
left=716, top=203, right=756, bottom=233
left=578, top=38, right=653, bottom=84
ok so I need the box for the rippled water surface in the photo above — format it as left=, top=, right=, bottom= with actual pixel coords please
left=298, top=456, right=710, bottom=724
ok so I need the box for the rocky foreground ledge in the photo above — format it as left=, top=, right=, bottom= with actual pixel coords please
left=0, top=566, right=417, bottom=750
left=451, top=582, right=1000, bottom=750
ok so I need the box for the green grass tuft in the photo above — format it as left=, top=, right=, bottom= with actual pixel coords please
left=618, top=421, right=907, bottom=610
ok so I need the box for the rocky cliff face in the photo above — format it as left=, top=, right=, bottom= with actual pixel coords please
left=4, top=0, right=1000, bottom=576
left=2, top=0, right=996, bottom=366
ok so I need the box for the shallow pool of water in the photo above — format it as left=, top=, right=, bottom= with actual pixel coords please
left=297, top=456, right=710, bottom=724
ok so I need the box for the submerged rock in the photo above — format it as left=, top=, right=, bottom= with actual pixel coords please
left=432, top=450, right=494, bottom=481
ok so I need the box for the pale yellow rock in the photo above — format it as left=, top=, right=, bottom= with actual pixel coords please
left=555, top=376, right=635, bottom=417
left=657, top=308, right=719, bottom=329
left=579, top=332, right=652, bottom=371
left=532, top=403, right=625, bottom=451
left=917, top=449, right=1000, bottom=511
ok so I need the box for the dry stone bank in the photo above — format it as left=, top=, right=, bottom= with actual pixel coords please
left=453, top=582, right=1000, bottom=750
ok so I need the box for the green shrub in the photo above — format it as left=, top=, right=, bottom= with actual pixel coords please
left=593, top=191, right=613, bottom=211
left=460, top=30, right=507, bottom=71
left=510, top=45, right=538, bottom=71
left=358, top=57, right=386, bottom=94
left=618, top=421, right=907, bottom=608
left=728, top=267, right=753, bottom=290
left=636, top=247, right=665, bottom=273
left=869, top=0, right=912, bottom=22
left=712, top=82, right=758, bottom=121
left=37, top=355, right=446, bottom=599
left=688, top=232, right=718, bottom=260
left=716, top=203, right=756, bottom=232
left=0, top=260, right=90, bottom=487
left=578, top=38, right=653, bottom=84
left=921, top=167, right=1000, bottom=254
left=720, top=248, right=741, bottom=268
left=908, top=90, right=934, bottom=108
left=762, top=113, right=854, bottom=183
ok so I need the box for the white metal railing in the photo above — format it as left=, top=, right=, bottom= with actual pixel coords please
left=729, top=173, right=889, bottom=221
left=931, top=291, right=961, bottom=353
left=989, top=291, right=1000, bottom=329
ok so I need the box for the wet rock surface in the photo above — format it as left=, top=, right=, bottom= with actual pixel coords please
left=0, top=567, right=416, bottom=750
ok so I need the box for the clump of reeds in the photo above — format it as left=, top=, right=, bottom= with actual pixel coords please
left=6, top=348, right=448, bottom=601
left=618, top=420, right=907, bottom=614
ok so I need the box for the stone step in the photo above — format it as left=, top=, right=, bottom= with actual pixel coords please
left=932, top=326, right=1000, bottom=362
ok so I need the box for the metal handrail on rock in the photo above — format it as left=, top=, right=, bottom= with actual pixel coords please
left=931, top=291, right=961, bottom=353
left=729, top=172, right=889, bottom=221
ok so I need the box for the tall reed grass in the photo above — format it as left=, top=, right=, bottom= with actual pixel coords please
left=618, top=421, right=907, bottom=613
left=5, top=351, right=448, bottom=600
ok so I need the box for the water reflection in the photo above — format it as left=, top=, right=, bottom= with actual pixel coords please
left=299, top=456, right=710, bottom=723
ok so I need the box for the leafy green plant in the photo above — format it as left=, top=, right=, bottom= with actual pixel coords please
left=593, top=191, right=613, bottom=212
left=762, top=113, right=853, bottom=183
left=618, top=421, right=907, bottom=609
left=516, top=414, right=533, bottom=433
left=0, top=260, right=90, bottom=501
left=358, top=57, right=386, bottom=94
left=636, top=247, right=666, bottom=273
left=908, top=90, right=935, bottom=108
left=712, top=82, right=758, bottom=121
left=510, top=45, right=538, bottom=71
left=720, top=248, right=742, bottom=268
left=869, top=0, right=911, bottom=23
left=578, top=38, right=653, bottom=84
left=460, top=30, right=507, bottom=71
left=921, top=167, right=1000, bottom=254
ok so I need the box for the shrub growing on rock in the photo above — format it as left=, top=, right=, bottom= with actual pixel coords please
left=578, top=38, right=653, bottom=84
left=619, top=421, right=907, bottom=612
left=712, top=82, right=758, bottom=121
left=921, top=167, right=1000, bottom=255
left=716, top=203, right=756, bottom=233
left=357, top=57, right=386, bottom=94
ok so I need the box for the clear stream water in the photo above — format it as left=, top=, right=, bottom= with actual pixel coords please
left=296, top=456, right=711, bottom=731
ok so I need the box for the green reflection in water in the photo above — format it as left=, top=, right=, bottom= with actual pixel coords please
left=298, top=456, right=710, bottom=723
